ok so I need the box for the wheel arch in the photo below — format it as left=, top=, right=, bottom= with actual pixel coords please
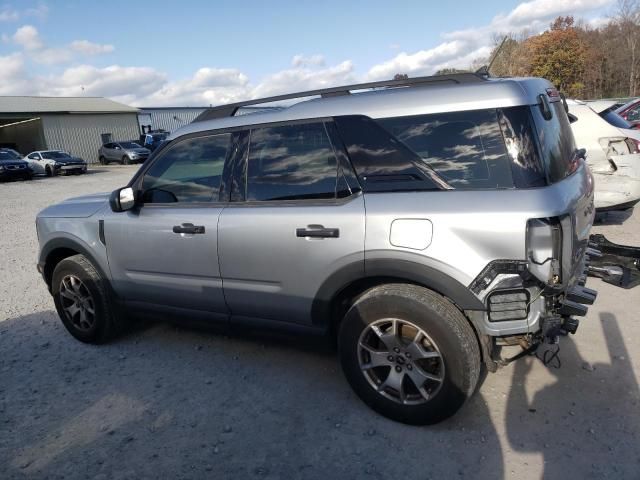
left=40, top=237, right=109, bottom=293
left=312, top=258, right=486, bottom=337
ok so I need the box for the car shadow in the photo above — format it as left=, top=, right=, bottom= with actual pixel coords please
left=594, top=209, right=634, bottom=225
left=0, top=310, right=504, bottom=479
left=505, top=312, right=640, bottom=479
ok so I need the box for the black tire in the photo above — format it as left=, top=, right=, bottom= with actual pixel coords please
left=51, top=254, right=124, bottom=344
left=122, top=155, right=130, bottom=165
left=45, top=165, right=53, bottom=177
left=99, top=156, right=106, bottom=165
left=338, top=284, right=481, bottom=425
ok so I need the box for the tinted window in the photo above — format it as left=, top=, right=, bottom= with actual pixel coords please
left=141, top=133, right=230, bottom=203
left=531, top=101, right=576, bottom=183
left=498, top=107, right=547, bottom=188
left=334, top=116, right=445, bottom=192
left=600, top=107, right=633, bottom=129
left=246, top=123, right=337, bottom=201
left=28, top=153, right=39, bottom=159
left=380, top=110, right=516, bottom=189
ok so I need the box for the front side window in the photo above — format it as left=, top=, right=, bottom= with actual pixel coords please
left=246, top=122, right=337, bottom=201
left=141, top=133, right=231, bottom=203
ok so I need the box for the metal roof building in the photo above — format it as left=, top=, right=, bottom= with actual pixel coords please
left=0, top=96, right=140, bottom=163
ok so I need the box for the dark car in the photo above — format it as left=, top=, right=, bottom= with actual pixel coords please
left=0, top=148, right=33, bottom=181
left=139, top=132, right=169, bottom=151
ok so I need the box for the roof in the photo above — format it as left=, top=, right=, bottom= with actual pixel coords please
left=173, top=76, right=551, bottom=140
left=0, top=96, right=138, bottom=114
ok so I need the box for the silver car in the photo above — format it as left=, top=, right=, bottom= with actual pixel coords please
left=36, top=73, right=598, bottom=424
left=98, top=141, right=150, bottom=165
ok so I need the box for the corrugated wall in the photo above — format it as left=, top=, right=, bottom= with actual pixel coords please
left=138, top=108, right=206, bottom=133
left=41, top=113, right=140, bottom=164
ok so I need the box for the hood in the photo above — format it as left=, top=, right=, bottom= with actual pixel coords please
left=127, top=148, right=151, bottom=154
left=0, top=159, right=29, bottom=167
left=37, top=192, right=110, bottom=218
left=56, top=157, right=86, bottom=165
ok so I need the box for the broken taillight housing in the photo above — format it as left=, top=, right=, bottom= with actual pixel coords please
left=624, top=137, right=640, bottom=154
left=526, top=218, right=563, bottom=286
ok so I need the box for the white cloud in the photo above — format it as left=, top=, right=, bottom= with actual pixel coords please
left=13, top=25, right=42, bottom=50
left=291, top=54, right=325, bottom=68
left=70, top=40, right=115, bottom=56
left=0, top=53, right=30, bottom=94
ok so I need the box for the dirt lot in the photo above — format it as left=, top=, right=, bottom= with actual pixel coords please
left=1, top=166, right=639, bottom=479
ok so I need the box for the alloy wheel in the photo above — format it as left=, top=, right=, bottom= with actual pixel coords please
left=59, top=275, right=96, bottom=331
left=358, top=318, right=445, bottom=405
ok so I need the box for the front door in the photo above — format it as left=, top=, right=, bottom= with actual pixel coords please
left=218, top=121, right=365, bottom=325
left=105, top=132, right=232, bottom=316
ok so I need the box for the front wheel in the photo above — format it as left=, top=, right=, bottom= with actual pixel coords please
left=45, top=165, right=53, bottom=177
left=338, top=284, right=481, bottom=425
left=52, top=254, right=124, bottom=344
left=122, top=156, right=130, bottom=165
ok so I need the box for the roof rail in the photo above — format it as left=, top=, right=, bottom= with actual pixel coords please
left=192, top=72, right=487, bottom=123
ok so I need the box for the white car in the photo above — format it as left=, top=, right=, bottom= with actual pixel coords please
left=24, top=150, right=87, bottom=177
left=568, top=100, right=640, bottom=211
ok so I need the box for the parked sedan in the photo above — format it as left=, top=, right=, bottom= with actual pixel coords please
left=0, top=148, right=33, bottom=181
left=568, top=99, right=640, bottom=211
left=99, top=142, right=150, bottom=165
left=25, top=150, right=87, bottom=176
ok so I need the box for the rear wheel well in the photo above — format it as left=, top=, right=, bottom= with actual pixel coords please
left=328, top=276, right=486, bottom=362
left=44, top=248, right=79, bottom=289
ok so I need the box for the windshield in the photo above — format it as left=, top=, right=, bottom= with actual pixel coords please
left=599, top=107, right=634, bottom=129
left=120, top=142, right=142, bottom=149
left=0, top=150, right=22, bottom=160
left=152, top=134, right=168, bottom=141
left=42, top=151, right=71, bottom=159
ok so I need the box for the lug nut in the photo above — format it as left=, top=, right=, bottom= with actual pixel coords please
left=405, top=352, right=411, bottom=358
left=395, top=366, right=402, bottom=373
left=393, top=347, right=400, bottom=353
left=407, top=364, right=413, bottom=370
left=387, top=355, right=394, bottom=362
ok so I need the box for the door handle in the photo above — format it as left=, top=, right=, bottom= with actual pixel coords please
left=296, top=225, right=340, bottom=238
left=173, top=223, right=205, bottom=234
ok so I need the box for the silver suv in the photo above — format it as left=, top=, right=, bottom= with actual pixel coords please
left=36, top=74, right=598, bottom=424
left=99, top=141, right=150, bottom=165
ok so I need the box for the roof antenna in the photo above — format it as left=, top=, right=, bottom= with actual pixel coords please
left=475, top=35, right=507, bottom=78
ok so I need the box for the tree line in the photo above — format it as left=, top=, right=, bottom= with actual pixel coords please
left=434, top=1, right=640, bottom=100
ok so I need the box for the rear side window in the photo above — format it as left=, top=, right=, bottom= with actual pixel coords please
left=600, top=107, right=632, bottom=129
left=530, top=101, right=576, bottom=183
left=246, top=122, right=337, bottom=201
left=379, top=110, right=516, bottom=189
left=141, top=133, right=231, bottom=203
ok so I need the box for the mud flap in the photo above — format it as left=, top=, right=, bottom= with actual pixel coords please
left=588, top=234, right=640, bottom=288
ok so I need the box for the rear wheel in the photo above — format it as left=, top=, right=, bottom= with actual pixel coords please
left=338, top=284, right=481, bottom=425
left=52, top=254, right=124, bottom=344
left=99, top=155, right=106, bottom=165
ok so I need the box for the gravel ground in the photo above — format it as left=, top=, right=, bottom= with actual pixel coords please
left=1, top=166, right=639, bottom=479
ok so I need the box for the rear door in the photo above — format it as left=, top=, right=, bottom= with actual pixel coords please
left=218, top=120, right=365, bottom=326
left=105, top=132, right=232, bottom=316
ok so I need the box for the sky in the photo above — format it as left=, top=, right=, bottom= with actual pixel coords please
left=0, top=0, right=617, bottom=107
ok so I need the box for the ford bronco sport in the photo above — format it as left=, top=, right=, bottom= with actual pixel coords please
left=36, top=73, right=599, bottom=424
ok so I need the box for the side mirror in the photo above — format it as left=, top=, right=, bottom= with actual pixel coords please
left=109, top=187, right=136, bottom=212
